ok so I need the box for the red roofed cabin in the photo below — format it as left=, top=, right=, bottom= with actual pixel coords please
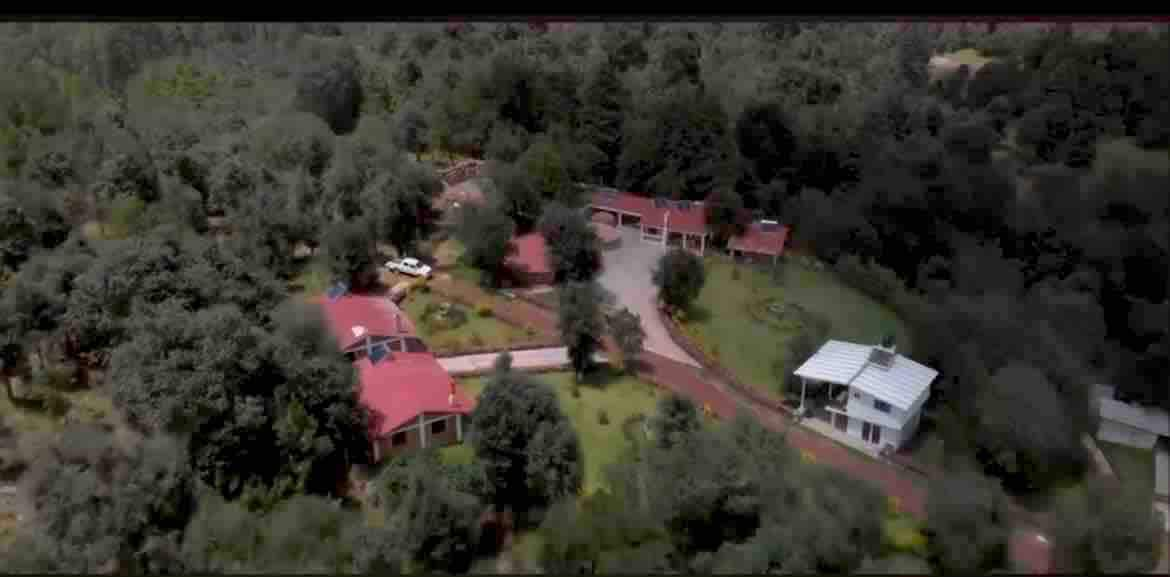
left=358, top=353, right=476, bottom=461
left=505, top=232, right=555, bottom=287
left=318, top=291, right=475, bottom=461
left=588, top=190, right=709, bottom=255
left=315, top=293, right=428, bottom=361
left=728, top=220, right=789, bottom=265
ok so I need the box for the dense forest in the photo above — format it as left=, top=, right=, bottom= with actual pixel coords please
left=0, top=22, right=1166, bottom=573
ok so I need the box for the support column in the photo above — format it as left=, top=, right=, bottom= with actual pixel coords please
left=418, top=414, right=427, bottom=449
left=799, top=376, right=807, bottom=414
left=456, top=414, right=463, bottom=442
left=700, top=234, right=705, bottom=256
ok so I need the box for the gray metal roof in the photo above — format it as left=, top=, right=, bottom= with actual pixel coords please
left=1098, top=397, right=1169, bottom=437
left=793, top=339, right=938, bottom=411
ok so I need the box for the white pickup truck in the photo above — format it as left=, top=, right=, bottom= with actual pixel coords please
left=385, top=257, right=432, bottom=278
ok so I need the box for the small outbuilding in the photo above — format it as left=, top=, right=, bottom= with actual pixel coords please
left=1094, top=384, right=1169, bottom=450
left=505, top=232, right=554, bottom=287
left=728, top=220, right=789, bottom=265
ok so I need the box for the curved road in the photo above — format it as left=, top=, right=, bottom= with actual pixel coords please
left=598, top=228, right=701, bottom=367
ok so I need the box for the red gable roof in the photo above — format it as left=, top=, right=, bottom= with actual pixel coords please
left=315, top=293, right=416, bottom=351
left=590, top=191, right=708, bottom=237
left=358, top=352, right=476, bottom=435
left=506, top=232, right=552, bottom=276
left=729, top=221, right=789, bottom=257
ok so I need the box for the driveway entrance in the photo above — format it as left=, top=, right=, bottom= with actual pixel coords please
left=598, top=227, right=700, bottom=367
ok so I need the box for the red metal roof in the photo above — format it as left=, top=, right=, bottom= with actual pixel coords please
left=728, top=221, right=790, bottom=257
left=506, top=232, right=552, bottom=276
left=590, top=191, right=708, bottom=237
left=315, top=293, right=416, bottom=351
left=1009, top=529, right=1053, bottom=574
left=357, top=352, right=476, bottom=435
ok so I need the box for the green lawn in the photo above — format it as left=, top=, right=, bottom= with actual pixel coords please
left=288, top=260, right=332, bottom=299
left=455, top=370, right=662, bottom=495
left=433, top=239, right=483, bottom=286
left=0, top=386, right=116, bottom=436
left=1098, top=441, right=1156, bottom=497
left=684, top=254, right=914, bottom=399
left=402, top=289, right=527, bottom=354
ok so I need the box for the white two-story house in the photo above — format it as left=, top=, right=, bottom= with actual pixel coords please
left=793, top=339, right=938, bottom=451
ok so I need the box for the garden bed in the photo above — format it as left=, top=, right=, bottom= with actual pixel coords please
left=402, top=290, right=553, bottom=356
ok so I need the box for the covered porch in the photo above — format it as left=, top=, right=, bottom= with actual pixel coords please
left=666, top=230, right=707, bottom=256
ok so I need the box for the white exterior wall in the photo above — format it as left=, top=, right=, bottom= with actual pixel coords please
left=1097, top=419, right=1159, bottom=449
left=847, top=388, right=912, bottom=425
left=838, top=386, right=922, bottom=450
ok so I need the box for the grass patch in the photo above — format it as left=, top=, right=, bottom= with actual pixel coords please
left=941, top=48, right=994, bottom=69
left=439, top=442, right=476, bottom=467
left=684, top=255, right=914, bottom=399
left=288, top=259, right=332, bottom=298
left=883, top=514, right=929, bottom=557
left=432, top=239, right=484, bottom=286
left=1098, top=441, right=1155, bottom=497
left=403, top=291, right=526, bottom=353
left=457, top=369, right=662, bottom=495
left=0, top=387, right=115, bottom=436
left=1094, top=138, right=1170, bottom=178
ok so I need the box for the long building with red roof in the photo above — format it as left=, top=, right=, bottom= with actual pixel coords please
left=589, top=190, right=711, bottom=254
left=588, top=189, right=789, bottom=260
left=318, top=291, right=475, bottom=460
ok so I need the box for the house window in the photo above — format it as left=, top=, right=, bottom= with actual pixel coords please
left=852, top=391, right=860, bottom=399
left=391, top=432, right=407, bottom=446
left=873, top=399, right=892, bottom=413
left=431, top=419, right=447, bottom=435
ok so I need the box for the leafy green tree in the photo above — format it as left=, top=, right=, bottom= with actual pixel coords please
left=897, top=23, right=932, bottom=91
left=608, top=307, right=646, bottom=371
left=704, top=188, right=748, bottom=247
left=974, top=363, right=1086, bottom=492
left=372, top=451, right=483, bottom=574
left=108, top=303, right=369, bottom=505
left=295, top=43, right=363, bottom=134
left=1050, top=479, right=1161, bottom=574
left=321, top=220, right=377, bottom=291
left=576, top=55, right=629, bottom=186
left=652, top=248, right=706, bottom=312
left=249, top=112, right=335, bottom=177
left=4, top=426, right=194, bottom=574
left=618, top=85, right=736, bottom=200
left=181, top=493, right=380, bottom=573
left=924, top=468, right=1009, bottom=574
left=452, top=202, right=516, bottom=288
left=735, top=100, right=798, bottom=187
left=469, top=361, right=583, bottom=516
left=393, top=101, right=429, bottom=160
left=362, top=163, right=442, bottom=256
left=649, top=393, right=702, bottom=449
left=538, top=202, right=601, bottom=284
left=655, top=31, right=702, bottom=87
left=487, top=160, right=541, bottom=230
left=519, top=138, right=574, bottom=203
left=557, top=281, right=606, bottom=380
left=92, top=150, right=160, bottom=204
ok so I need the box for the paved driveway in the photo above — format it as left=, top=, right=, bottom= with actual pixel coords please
left=598, top=228, right=700, bottom=367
